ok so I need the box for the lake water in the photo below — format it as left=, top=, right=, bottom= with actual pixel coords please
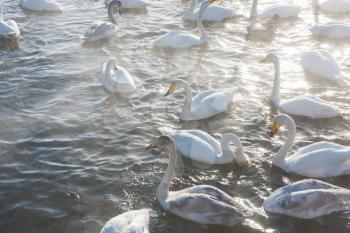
left=1, top=0, right=350, bottom=232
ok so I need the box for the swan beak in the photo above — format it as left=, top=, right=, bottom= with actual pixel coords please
left=164, top=83, right=176, bottom=97
left=208, top=0, right=216, bottom=4
left=270, top=123, right=279, bottom=137
left=259, top=57, right=267, bottom=63
left=145, top=144, right=156, bottom=150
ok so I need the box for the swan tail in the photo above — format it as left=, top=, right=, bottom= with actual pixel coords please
left=159, top=127, right=176, bottom=136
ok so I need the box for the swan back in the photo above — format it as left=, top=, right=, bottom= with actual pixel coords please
left=317, top=0, right=350, bottom=13
left=21, top=0, right=63, bottom=12
left=264, top=179, right=350, bottom=219
left=85, top=22, right=118, bottom=42
left=100, top=209, right=151, bottom=233
left=260, top=4, right=301, bottom=18
left=311, top=22, right=350, bottom=39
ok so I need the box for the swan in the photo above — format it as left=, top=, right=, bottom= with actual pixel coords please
left=105, top=0, right=147, bottom=9
left=146, top=135, right=253, bottom=225
left=154, top=0, right=214, bottom=49
left=312, top=0, right=350, bottom=14
left=249, top=0, right=301, bottom=19
left=159, top=127, right=249, bottom=166
left=301, top=49, right=348, bottom=86
left=84, top=0, right=121, bottom=43
left=101, top=57, right=136, bottom=93
left=264, top=179, right=350, bottom=219
left=311, top=22, right=350, bottom=39
left=0, top=7, right=20, bottom=49
left=164, top=79, right=234, bottom=121
left=100, top=209, right=151, bottom=233
left=20, top=0, right=63, bottom=12
left=183, top=0, right=236, bottom=22
left=260, top=53, right=341, bottom=119
left=269, top=114, right=350, bottom=178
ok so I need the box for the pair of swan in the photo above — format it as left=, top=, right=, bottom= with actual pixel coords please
left=105, top=0, right=147, bottom=10
left=84, top=0, right=121, bottom=43
left=101, top=57, right=136, bottom=94
left=183, top=0, right=236, bottom=22
left=153, top=0, right=214, bottom=49
left=0, top=7, right=20, bottom=50
left=270, top=114, right=350, bottom=178
left=260, top=53, right=341, bottom=119
left=159, top=127, right=249, bottom=166
left=100, top=209, right=151, bottom=233
left=311, top=22, right=350, bottom=39
left=264, top=179, right=350, bottom=219
left=164, top=79, right=234, bottom=121
left=146, top=135, right=253, bottom=226
left=313, top=0, right=350, bottom=14
left=301, top=49, right=348, bottom=86
left=249, top=0, right=301, bottom=19
left=20, top=0, right=62, bottom=12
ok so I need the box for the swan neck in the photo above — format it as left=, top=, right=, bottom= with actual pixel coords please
left=187, top=0, right=197, bottom=13
left=108, top=3, right=119, bottom=25
left=250, top=0, right=258, bottom=18
left=220, top=134, right=249, bottom=165
left=274, top=118, right=296, bottom=168
left=197, top=3, right=208, bottom=42
left=156, top=143, right=177, bottom=202
left=271, top=59, right=281, bottom=106
left=181, top=82, right=193, bottom=115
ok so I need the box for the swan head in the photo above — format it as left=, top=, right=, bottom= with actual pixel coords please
left=107, top=57, right=117, bottom=69
left=109, top=0, right=122, bottom=13
left=270, top=114, right=293, bottom=137
left=164, top=79, right=188, bottom=97
left=146, top=136, right=174, bottom=150
left=260, top=53, right=279, bottom=64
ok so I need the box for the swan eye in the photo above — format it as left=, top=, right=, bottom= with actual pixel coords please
left=164, top=83, right=176, bottom=97
left=270, top=123, right=279, bottom=137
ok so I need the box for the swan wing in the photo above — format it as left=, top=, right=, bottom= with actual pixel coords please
left=154, top=30, right=200, bottom=48
left=295, top=142, right=346, bottom=157
left=260, top=4, right=301, bottom=18
left=319, top=0, right=350, bottom=13
left=21, top=0, right=63, bottom=12
left=85, top=22, right=117, bottom=42
left=202, top=5, right=236, bottom=21
left=167, top=192, right=248, bottom=225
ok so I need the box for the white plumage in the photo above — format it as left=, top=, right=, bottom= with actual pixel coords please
left=311, top=22, right=350, bottom=39
left=250, top=0, right=301, bottom=18
left=313, top=0, right=350, bottom=14
left=20, top=0, right=62, bottom=12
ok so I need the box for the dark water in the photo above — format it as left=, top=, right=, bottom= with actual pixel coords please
left=1, top=0, right=350, bottom=232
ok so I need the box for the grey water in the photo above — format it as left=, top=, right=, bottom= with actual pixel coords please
left=1, top=0, right=350, bottom=232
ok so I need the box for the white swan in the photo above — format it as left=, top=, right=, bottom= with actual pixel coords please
left=301, top=49, right=348, bottom=86
left=105, top=0, right=147, bottom=9
left=20, top=0, right=62, bottom=12
left=101, top=57, right=136, bottom=93
left=84, top=0, right=121, bottom=43
left=311, top=22, right=350, bottom=39
left=183, top=0, right=236, bottom=22
left=260, top=53, right=341, bottom=119
left=164, top=79, right=234, bottom=121
left=146, top=135, right=253, bottom=225
left=269, top=114, right=350, bottom=178
left=249, top=0, right=301, bottom=18
left=264, top=179, right=350, bottom=219
left=0, top=7, right=20, bottom=49
left=100, top=209, right=151, bottom=233
left=159, top=127, right=249, bottom=166
left=154, top=0, right=214, bottom=49
left=312, top=0, right=350, bottom=14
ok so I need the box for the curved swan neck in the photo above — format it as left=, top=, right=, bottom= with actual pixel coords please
left=271, top=58, right=281, bottom=106
left=250, top=0, right=258, bottom=18
left=156, top=142, right=177, bottom=202
left=197, top=1, right=208, bottom=42
left=274, top=118, right=296, bottom=168
left=220, top=134, right=249, bottom=166
left=108, top=2, right=119, bottom=25
left=106, top=59, right=117, bottom=72
left=176, top=80, right=192, bottom=114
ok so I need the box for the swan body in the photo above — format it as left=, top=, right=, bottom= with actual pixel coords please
left=264, top=179, right=350, bottom=219
left=100, top=209, right=151, bottom=233
left=105, top=0, right=147, bottom=9
left=159, top=127, right=249, bottom=166
left=269, top=114, right=350, bottom=178
left=260, top=53, right=341, bottom=119
left=154, top=0, right=213, bottom=49
left=301, top=49, right=348, bottom=86
left=20, top=0, right=63, bottom=12
left=101, top=57, right=136, bottom=93
left=164, top=79, right=234, bottom=121
left=146, top=136, right=253, bottom=226
left=0, top=7, right=20, bottom=49
left=183, top=0, right=236, bottom=22
left=250, top=0, right=301, bottom=18
left=85, top=0, right=120, bottom=43
left=313, top=0, right=350, bottom=13
left=311, top=22, right=350, bottom=39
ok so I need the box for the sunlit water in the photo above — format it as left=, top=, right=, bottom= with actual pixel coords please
left=1, top=0, right=350, bottom=232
